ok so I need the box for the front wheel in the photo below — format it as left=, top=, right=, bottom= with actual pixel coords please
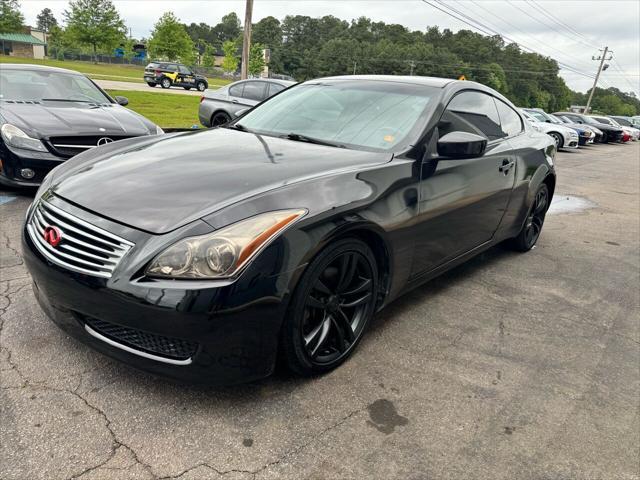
left=549, top=132, right=564, bottom=149
left=281, top=238, right=378, bottom=376
left=160, top=78, right=172, bottom=89
left=197, top=81, right=207, bottom=92
left=509, top=183, right=549, bottom=252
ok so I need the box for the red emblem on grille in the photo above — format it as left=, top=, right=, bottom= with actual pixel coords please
left=43, top=226, right=62, bottom=247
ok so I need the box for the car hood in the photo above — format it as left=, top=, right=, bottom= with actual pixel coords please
left=50, top=128, right=392, bottom=234
left=0, top=101, right=155, bottom=138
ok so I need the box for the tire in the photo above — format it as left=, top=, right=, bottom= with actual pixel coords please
left=197, top=81, right=206, bottom=92
left=160, top=78, right=172, bottom=89
left=509, top=183, right=549, bottom=252
left=281, top=238, right=378, bottom=376
left=211, top=111, right=231, bottom=127
left=549, top=132, right=564, bottom=149
left=183, top=86, right=192, bottom=90
left=146, top=82, right=156, bottom=87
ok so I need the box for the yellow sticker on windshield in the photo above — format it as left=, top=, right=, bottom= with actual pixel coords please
left=383, top=135, right=395, bottom=142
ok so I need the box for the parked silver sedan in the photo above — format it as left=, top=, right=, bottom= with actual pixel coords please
left=199, top=78, right=295, bottom=127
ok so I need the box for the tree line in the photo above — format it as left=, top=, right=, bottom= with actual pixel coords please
left=1, top=0, right=637, bottom=114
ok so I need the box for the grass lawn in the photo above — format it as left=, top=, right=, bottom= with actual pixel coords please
left=106, top=89, right=201, bottom=128
left=0, top=55, right=231, bottom=88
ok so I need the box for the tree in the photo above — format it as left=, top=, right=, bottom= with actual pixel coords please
left=0, top=0, right=24, bottom=33
left=214, top=12, right=241, bottom=44
left=248, top=42, right=266, bottom=77
left=252, top=16, right=282, bottom=49
left=36, top=7, right=57, bottom=33
left=147, top=12, right=195, bottom=63
left=221, top=39, right=238, bottom=74
left=64, top=0, right=126, bottom=60
left=202, top=42, right=216, bottom=67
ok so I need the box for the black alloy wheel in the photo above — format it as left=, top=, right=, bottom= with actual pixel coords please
left=161, top=78, right=172, bottom=89
left=197, top=81, right=207, bottom=92
left=281, top=239, right=378, bottom=376
left=211, top=111, right=231, bottom=127
left=510, top=183, right=549, bottom=252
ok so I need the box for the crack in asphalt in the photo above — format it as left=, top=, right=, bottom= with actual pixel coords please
left=1, top=231, right=24, bottom=267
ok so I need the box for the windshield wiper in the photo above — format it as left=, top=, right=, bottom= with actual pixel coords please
left=224, top=123, right=252, bottom=132
left=283, top=133, right=346, bottom=148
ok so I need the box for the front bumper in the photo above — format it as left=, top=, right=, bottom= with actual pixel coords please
left=22, top=207, right=303, bottom=384
left=0, top=143, right=65, bottom=187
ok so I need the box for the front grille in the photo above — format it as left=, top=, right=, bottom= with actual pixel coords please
left=27, top=200, right=134, bottom=278
left=48, top=135, right=133, bottom=157
left=83, top=316, right=198, bottom=361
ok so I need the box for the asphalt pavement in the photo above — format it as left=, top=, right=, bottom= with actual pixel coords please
left=1, top=142, right=639, bottom=480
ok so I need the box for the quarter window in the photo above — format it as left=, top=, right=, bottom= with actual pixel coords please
left=268, top=83, right=286, bottom=96
left=439, top=91, right=504, bottom=141
left=228, top=83, right=244, bottom=97
left=496, top=100, right=523, bottom=137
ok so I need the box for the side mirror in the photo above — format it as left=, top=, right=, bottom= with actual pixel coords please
left=114, top=96, right=129, bottom=106
left=545, top=120, right=551, bottom=123
left=437, top=131, right=487, bottom=159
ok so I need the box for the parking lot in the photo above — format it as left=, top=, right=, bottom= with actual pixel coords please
left=1, top=142, right=638, bottom=479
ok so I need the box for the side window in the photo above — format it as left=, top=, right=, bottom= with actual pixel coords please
left=228, top=83, right=244, bottom=97
left=178, top=65, right=190, bottom=75
left=268, top=82, right=286, bottom=97
left=495, top=100, right=523, bottom=137
left=166, top=64, right=178, bottom=72
left=439, top=91, right=504, bottom=141
left=242, top=81, right=267, bottom=101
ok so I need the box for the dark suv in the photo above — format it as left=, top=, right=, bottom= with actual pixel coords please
left=144, top=62, right=208, bottom=91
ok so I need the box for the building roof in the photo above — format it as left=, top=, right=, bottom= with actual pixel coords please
left=0, top=33, right=47, bottom=46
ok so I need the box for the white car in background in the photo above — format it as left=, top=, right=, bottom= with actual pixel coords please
left=592, top=115, right=640, bottom=141
left=519, top=109, right=579, bottom=149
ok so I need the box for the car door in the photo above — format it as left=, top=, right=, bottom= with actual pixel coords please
left=411, top=90, right=517, bottom=277
left=177, top=65, right=195, bottom=87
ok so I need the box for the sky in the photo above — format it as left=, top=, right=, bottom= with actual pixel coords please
left=19, top=0, right=640, bottom=95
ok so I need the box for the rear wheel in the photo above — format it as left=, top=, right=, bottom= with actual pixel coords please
left=146, top=82, right=156, bottom=87
left=211, top=111, right=231, bottom=127
left=509, top=183, right=549, bottom=252
left=160, top=78, right=172, bottom=89
left=281, top=239, right=378, bottom=376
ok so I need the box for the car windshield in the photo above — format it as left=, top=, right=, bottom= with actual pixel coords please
left=583, top=116, right=602, bottom=125
left=613, top=117, right=631, bottom=126
left=526, top=110, right=548, bottom=123
left=236, top=80, right=438, bottom=151
left=547, top=114, right=563, bottom=124
left=0, top=69, right=110, bottom=103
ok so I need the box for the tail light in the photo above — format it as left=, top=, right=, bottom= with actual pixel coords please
left=155, top=70, right=160, bottom=76
left=200, top=96, right=205, bottom=103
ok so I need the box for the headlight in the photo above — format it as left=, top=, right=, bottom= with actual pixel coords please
left=1, top=124, right=48, bottom=152
left=155, top=125, right=164, bottom=135
left=146, top=209, right=307, bottom=279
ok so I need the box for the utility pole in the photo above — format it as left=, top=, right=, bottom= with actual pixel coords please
left=409, top=60, right=416, bottom=76
left=240, top=0, right=254, bottom=79
left=585, top=47, right=612, bottom=114
left=352, top=61, right=357, bottom=75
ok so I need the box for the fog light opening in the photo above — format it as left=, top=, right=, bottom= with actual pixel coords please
left=20, top=168, right=35, bottom=179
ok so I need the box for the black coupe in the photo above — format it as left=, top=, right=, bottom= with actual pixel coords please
left=23, top=76, right=556, bottom=384
left=0, top=64, right=162, bottom=187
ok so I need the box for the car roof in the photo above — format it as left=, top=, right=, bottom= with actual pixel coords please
left=0, top=63, right=84, bottom=76
left=313, top=74, right=456, bottom=88
left=229, top=78, right=295, bottom=86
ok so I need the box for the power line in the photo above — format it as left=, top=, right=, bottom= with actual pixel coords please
left=421, top=0, right=596, bottom=81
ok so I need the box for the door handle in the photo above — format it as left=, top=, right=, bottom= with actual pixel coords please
left=499, top=159, right=514, bottom=174
left=231, top=99, right=239, bottom=103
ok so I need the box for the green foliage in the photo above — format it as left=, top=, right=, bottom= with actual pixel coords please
left=221, top=39, right=238, bottom=74
left=0, top=0, right=24, bottom=33
left=36, top=8, right=57, bottom=33
left=148, top=12, right=195, bottom=63
left=47, top=25, right=77, bottom=59
left=252, top=16, right=282, bottom=48
left=248, top=42, right=266, bottom=77
left=64, top=0, right=126, bottom=57
left=202, top=42, right=216, bottom=67
left=577, top=87, right=640, bottom=115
